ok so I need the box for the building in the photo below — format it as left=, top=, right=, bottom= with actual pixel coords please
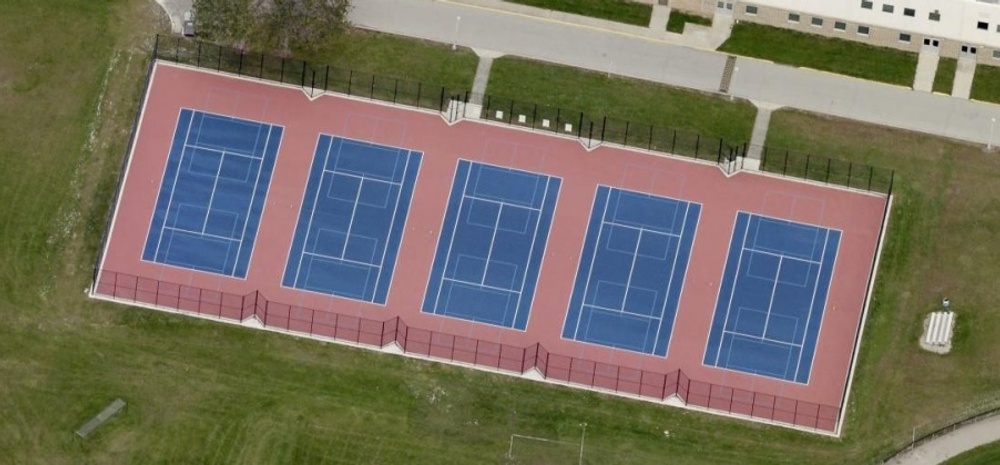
left=672, top=0, right=1000, bottom=64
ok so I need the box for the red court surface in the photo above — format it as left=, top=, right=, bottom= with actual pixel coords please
left=93, top=62, right=889, bottom=435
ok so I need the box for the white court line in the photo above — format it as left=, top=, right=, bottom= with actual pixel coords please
left=322, top=168, right=403, bottom=187
left=338, top=177, right=366, bottom=258
left=480, top=204, right=505, bottom=286
left=651, top=201, right=694, bottom=351
left=199, top=149, right=228, bottom=233
left=231, top=124, right=275, bottom=266
left=793, top=228, right=833, bottom=381
left=369, top=149, right=413, bottom=297
left=462, top=194, right=542, bottom=212
left=618, top=229, right=645, bottom=315
left=432, top=163, right=474, bottom=312
left=499, top=173, right=550, bottom=328
left=742, top=247, right=822, bottom=265
left=153, top=112, right=197, bottom=260
left=162, top=226, right=240, bottom=243
left=293, top=139, right=335, bottom=286
left=442, top=277, right=520, bottom=295
left=187, top=144, right=264, bottom=161
left=302, top=251, right=381, bottom=270
left=573, top=188, right=613, bottom=338
left=722, top=328, right=804, bottom=348
left=600, top=220, right=683, bottom=238
left=714, top=214, right=753, bottom=365
left=584, top=302, right=660, bottom=320
left=759, top=256, right=784, bottom=339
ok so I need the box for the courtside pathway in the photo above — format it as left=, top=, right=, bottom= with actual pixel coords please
left=352, top=0, right=1000, bottom=147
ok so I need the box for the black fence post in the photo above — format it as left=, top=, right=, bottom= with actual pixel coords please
left=392, top=78, right=398, bottom=103
left=868, top=165, right=874, bottom=191
left=600, top=116, right=607, bottom=143
left=369, top=73, right=376, bottom=99
left=300, top=61, right=306, bottom=87
left=531, top=104, right=537, bottom=129
left=588, top=121, right=595, bottom=147
left=577, top=112, right=584, bottom=138
left=279, top=58, right=285, bottom=83
left=439, top=86, right=446, bottom=111
left=783, top=150, right=789, bottom=175
left=416, top=82, right=422, bottom=108
left=174, top=36, right=179, bottom=62
left=508, top=99, right=514, bottom=124
left=670, top=129, right=676, bottom=153
left=259, top=53, right=265, bottom=79
left=324, top=65, right=329, bottom=92
left=648, top=125, right=654, bottom=151
left=847, top=162, right=854, bottom=189
left=695, top=134, right=700, bottom=158
left=238, top=52, right=244, bottom=76
left=485, top=95, right=492, bottom=118
left=717, top=138, right=723, bottom=163
left=216, top=44, right=222, bottom=71
left=825, top=158, right=832, bottom=183
left=196, top=41, right=202, bottom=68
left=624, top=121, right=630, bottom=146
left=347, top=69, right=353, bottom=94
left=805, top=154, right=811, bottom=179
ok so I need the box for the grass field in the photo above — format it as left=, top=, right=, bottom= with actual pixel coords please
left=719, top=23, right=918, bottom=87
left=503, top=0, right=652, bottom=26
left=666, top=11, right=712, bottom=34
left=487, top=57, right=756, bottom=143
left=971, top=63, right=1000, bottom=104
left=943, top=439, right=1000, bottom=465
left=3, top=0, right=1000, bottom=462
left=933, top=58, right=958, bottom=94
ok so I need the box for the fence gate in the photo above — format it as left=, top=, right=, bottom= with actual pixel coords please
left=299, top=62, right=327, bottom=99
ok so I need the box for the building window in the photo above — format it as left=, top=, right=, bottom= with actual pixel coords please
left=861, top=0, right=873, bottom=9
left=811, top=17, right=824, bottom=27
left=858, top=25, right=871, bottom=35
left=904, top=8, right=915, bottom=17
left=835, top=21, right=847, bottom=31
left=979, top=21, right=989, bottom=30
left=929, top=11, right=941, bottom=21
left=992, top=49, right=1000, bottom=59
left=788, top=12, right=800, bottom=22
left=882, top=4, right=894, bottom=13
left=899, top=33, right=911, bottom=43
left=745, top=5, right=757, bottom=15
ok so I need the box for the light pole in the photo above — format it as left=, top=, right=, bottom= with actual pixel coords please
left=989, top=117, right=996, bottom=151
left=452, top=16, right=462, bottom=51
left=578, top=422, right=588, bottom=465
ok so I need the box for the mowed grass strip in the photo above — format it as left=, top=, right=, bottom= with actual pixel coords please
left=666, top=11, right=712, bottom=33
left=766, top=109, right=1000, bottom=457
left=504, top=0, right=652, bottom=26
left=487, top=56, right=757, bottom=143
left=971, top=63, right=1000, bottom=104
left=301, top=29, right=479, bottom=91
left=933, top=57, right=958, bottom=94
left=719, top=22, right=918, bottom=87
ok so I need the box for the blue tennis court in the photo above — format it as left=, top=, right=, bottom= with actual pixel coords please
left=703, top=212, right=841, bottom=383
left=142, top=109, right=282, bottom=278
left=282, top=135, right=421, bottom=304
left=562, top=187, right=700, bottom=356
left=422, top=160, right=560, bottom=330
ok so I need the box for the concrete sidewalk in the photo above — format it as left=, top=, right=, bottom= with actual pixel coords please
left=351, top=0, right=1000, bottom=147
left=887, top=414, right=1000, bottom=465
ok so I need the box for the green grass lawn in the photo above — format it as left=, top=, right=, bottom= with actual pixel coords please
left=487, top=57, right=756, bottom=144
left=299, top=30, right=479, bottom=92
left=971, top=63, right=1000, bottom=104
left=766, top=109, right=1000, bottom=456
left=943, top=439, right=1000, bottom=465
left=503, top=0, right=652, bottom=26
left=933, top=57, right=958, bottom=94
left=3, top=0, right=1000, bottom=462
left=666, top=11, right=712, bottom=33
left=719, top=23, right=918, bottom=87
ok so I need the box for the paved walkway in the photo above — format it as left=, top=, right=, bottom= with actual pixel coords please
left=352, top=0, right=1000, bottom=147
left=887, top=414, right=1000, bottom=464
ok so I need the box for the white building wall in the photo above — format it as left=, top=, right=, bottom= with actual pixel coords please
left=747, top=0, right=1000, bottom=48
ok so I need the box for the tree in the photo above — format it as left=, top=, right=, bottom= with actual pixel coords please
left=193, top=0, right=350, bottom=52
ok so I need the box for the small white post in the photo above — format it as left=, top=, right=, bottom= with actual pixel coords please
left=452, top=16, right=462, bottom=51
left=989, top=117, right=996, bottom=150
left=578, top=422, right=587, bottom=465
